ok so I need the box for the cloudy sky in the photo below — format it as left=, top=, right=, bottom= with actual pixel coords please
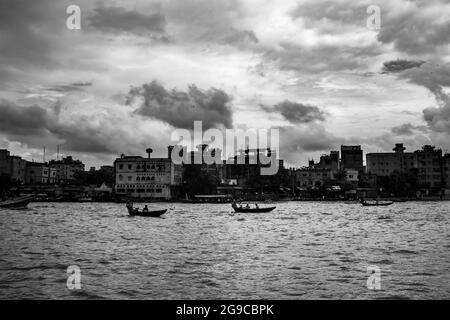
left=0, top=0, right=449, bottom=168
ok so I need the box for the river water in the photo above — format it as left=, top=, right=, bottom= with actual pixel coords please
left=0, top=201, right=448, bottom=299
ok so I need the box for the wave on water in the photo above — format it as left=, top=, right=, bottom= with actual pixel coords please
left=392, top=249, right=419, bottom=255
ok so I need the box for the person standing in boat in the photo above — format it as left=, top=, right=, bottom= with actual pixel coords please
left=143, top=205, right=149, bottom=212
left=126, top=200, right=133, bottom=209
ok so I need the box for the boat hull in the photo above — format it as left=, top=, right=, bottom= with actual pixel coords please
left=361, top=201, right=393, bottom=207
left=127, top=207, right=167, bottom=217
left=233, top=206, right=276, bottom=213
left=0, top=196, right=33, bottom=209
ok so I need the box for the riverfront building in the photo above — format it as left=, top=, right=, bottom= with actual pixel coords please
left=49, top=156, right=85, bottom=183
left=114, top=147, right=182, bottom=200
left=0, top=149, right=27, bottom=183
left=366, top=144, right=416, bottom=176
left=294, top=167, right=333, bottom=188
left=367, top=144, right=444, bottom=189
left=222, top=148, right=283, bottom=186
left=341, top=145, right=364, bottom=174
left=25, top=162, right=57, bottom=184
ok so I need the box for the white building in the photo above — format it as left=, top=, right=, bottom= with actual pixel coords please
left=114, top=148, right=182, bottom=200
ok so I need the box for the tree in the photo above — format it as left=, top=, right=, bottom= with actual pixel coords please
left=333, top=169, right=347, bottom=182
left=378, top=169, right=419, bottom=197
left=182, top=165, right=219, bottom=196
left=73, top=169, right=114, bottom=187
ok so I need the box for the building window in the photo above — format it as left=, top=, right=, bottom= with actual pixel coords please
left=128, top=164, right=132, bottom=170
left=128, top=176, right=132, bottom=182
left=119, top=164, right=123, bottom=170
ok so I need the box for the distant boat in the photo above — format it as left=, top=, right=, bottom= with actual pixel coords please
left=360, top=199, right=394, bottom=207
left=0, top=196, right=34, bottom=209
left=126, top=203, right=167, bottom=217
left=232, top=202, right=276, bottom=213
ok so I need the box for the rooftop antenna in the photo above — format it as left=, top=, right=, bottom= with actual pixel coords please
left=57, top=145, right=59, bottom=161
left=43, top=146, right=46, bottom=163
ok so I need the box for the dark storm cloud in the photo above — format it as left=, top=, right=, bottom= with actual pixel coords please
left=43, top=82, right=93, bottom=92
left=218, top=28, right=258, bottom=45
left=49, top=124, right=116, bottom=154
left=0, top=99, right=126, bottom=155
left=385, top=61, right=450, bottom=135
left=290, top=0, right=367, bottom=26
left=0, top=0, right=61, bottom=70
left=382, top=60, right=425, bottom=73
left=290, top=0, right=449, bottom=56
left=403, top=62, right=450, bottom=134
left=71, top=81, right=93, bottom=87
left=127, top=81, right=234, bottom=130
left=377, top=6, right=450, bottom=55
left=88, top=6, right=168, bottom=38
left=264, top=42, right=382, bottom=74
left=199, top=28, right=259, bottom=47
left=164, top=0, right=258, bottom=48
left=0, top=100, right=53, bottom=136
left=262, top=100, right=326, bottom=124
left=391, top=123, right=428, bottom=135
left=276, top=124, right=345, bottom=164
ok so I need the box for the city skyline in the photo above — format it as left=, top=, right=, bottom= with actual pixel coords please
left=2, top=141, right=449, bottom=170
left=1, top=0, right=449, bottom=170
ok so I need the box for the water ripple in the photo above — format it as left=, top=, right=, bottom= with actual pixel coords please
left=0, top=201, right=448, bottom=299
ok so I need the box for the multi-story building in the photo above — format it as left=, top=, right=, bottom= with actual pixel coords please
left=25, top=162, right=56, bottom=184
left=341, top=145, right=363, bottom=174
left=366, top=144, right=416, bottom=176
left=49, top=156, right=85, bottom=183
left=184, top=144, right=224, bottom=182
left=367, top=144, right=444, bottom=190
left=415, top=145, right=443, bottom=189
left=345, top=169, right=359, bottom=185
left=0, top=149, right=10, bottom=176
left=114, top=147, right=182, bottom=199
left=9, top=156, right=27, bottom=183
left=310, top=151, right=340, bottom=172
left=100, top=165, right=114, bottom=176
left=0, top=149, right=27, bottom=183
left=294, top=167, right=333, bottom=188
left=444, top=154, right=450, bottom=189
left=222, top=148, right=283, bottom=186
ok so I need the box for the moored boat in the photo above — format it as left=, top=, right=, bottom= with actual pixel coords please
left=0, top=196, right=34, bottom=209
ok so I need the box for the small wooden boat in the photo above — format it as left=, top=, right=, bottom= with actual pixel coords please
left=126, top=204, right=167, bottom=217
left=232, top=202, right=276, bottom=213
left=0, top=196, right=34, bottom=209
left=360, top=199, right=394, bottom=207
